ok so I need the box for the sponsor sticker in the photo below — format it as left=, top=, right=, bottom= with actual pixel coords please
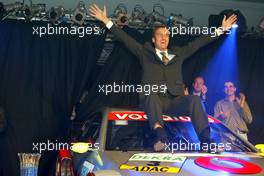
left=129, top=153, right=186, bottom=163
left=120, top=164, right=180, bottom=173
left=108, top=111, right=219, bottom=123
left=195, top=156, right=262, bottom=174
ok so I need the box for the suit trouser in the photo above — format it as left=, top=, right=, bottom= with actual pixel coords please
left=141, top=93, right=210, bottom=141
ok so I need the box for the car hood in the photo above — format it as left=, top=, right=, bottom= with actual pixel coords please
left=93, top=151, right=264, bottom=176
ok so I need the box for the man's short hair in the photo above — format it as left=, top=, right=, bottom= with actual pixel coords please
left=224, top=81, right=235, bottom=87
left=152, top=24, right=168, bottom=37
left=193, top=76, right=205, bottom=84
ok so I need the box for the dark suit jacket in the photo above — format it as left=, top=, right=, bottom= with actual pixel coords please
left=110, top=25, right=218, bottom=96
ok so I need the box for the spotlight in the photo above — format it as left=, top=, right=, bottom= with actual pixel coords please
left=112, top=3, right=128, bottom=25
left=151, top=11, right=168, bottom=25
left=3, top=2, right=23, bottom=12
left=232, top=23, right=238, bottom=28
left=23, top=4, right=46, bottom=19
left=0, top=2, right=23, bottom=18
left=169, top=14, right=193, bottom=26
left=71, top=1, right=87, bottom=25
left=131, top=5, right=146, bottom=22
left=112, top=3, right=127, bottom=18
left=131, top=5, right=152, bottom=27
left=151, top=4, right=168, bottom=25
left=48, top=6, right=65, bottom=24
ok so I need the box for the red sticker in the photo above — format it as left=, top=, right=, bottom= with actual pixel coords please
left=195, top=156, right=262, bottom=174
left=108, top=111, right=219, bottom=123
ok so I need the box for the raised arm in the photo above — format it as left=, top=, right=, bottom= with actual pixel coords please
left=173, top=14, right=237, bottom=59
left=89, top=4, right=143, bottom=60
left=239, top=101, right=253, bottom=124
left=237, top=93, right=253, bottom=124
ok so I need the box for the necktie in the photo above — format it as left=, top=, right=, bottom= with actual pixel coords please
left=160, top=52, right=169, bottom=65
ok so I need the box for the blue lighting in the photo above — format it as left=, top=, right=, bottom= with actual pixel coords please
left=232, top=23, right=238, bottom=28
left=202, top=26, right=239, bottom=100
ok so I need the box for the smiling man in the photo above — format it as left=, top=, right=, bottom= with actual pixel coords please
left=89, top=4, right=237, bottom=151
left=214, top=82, right=253, bottom=141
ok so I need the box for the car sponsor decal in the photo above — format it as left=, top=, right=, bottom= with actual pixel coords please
left=119, top=164, right=180, bottom=173
left=195, top=156, right=262, bottom=174
left=255, top=144, right=264, bottom=157
left=108, top=111, right=219, bottom=123
left=129, top=153, right=186, bottom=163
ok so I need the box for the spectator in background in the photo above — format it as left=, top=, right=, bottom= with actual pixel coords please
left=214, top=81, right=253, bottom=140
left=190, top=76, right=208, bottom=113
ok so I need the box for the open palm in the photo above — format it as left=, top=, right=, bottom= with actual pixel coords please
left=221, top=14, right=237, bottom=31
left=89, top=4, right=109, bottom=24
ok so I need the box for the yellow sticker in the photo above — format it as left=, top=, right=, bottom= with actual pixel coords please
left=120, top=164, right=180, bottom=173
left=255, top=144, right=264, bottom=157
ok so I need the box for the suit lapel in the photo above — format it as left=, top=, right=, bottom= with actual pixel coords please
left=144, top=42, right=180, bottom=65
left=167, top=50, right=179, bottom=65
left=144, top=42, right=164, bottom=64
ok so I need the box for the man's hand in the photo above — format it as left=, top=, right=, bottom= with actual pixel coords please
left=219, top=111, right=230, bottom=119
left=238, top=92, right=246, bottom=108
left=221, top=14, right=237, bottom=31
left=89, top=4, right=110, bottom=25
left=201, top=85, right=207, bottom=95
left=184, top=87, right=189, bottom=96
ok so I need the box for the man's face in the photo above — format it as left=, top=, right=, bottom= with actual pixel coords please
left=193, top=77, right=204, bottom=93
left=152, top=27, right=170, bottom=51
left=224, top=82, right=236, bottom=96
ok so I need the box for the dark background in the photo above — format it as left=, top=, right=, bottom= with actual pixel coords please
left=0, top=20, right=264, bottom=175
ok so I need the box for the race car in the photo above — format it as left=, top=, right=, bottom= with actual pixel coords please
left=71, top=107, right=264, bottom=176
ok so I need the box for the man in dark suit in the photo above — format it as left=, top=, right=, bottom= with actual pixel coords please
left=190, top=76, right=209, bottom=113
left=89, top=4, right=237, bottom=151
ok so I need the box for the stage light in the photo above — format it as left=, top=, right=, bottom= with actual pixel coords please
left=113, top=3, right=127, bottom=17
left=150, top=4, right=169, bottom=25
left=3, top=2, right=23, bottom=12
left=169, top=13, right=193, bottom=26
left=151, top=11, right=168, bottom=25
left=71, top=1, right=87, bottom=25
left=131, top=4, right=148, bottom=22
left=112, top=3, right=128, bottom=25
left=23, top=4, right=46, bottom=19
left=232, top=23, right=238, bottom=28
left=48, top=6, right=65, bottom=24
left=0, top=2, right=23, bottom=19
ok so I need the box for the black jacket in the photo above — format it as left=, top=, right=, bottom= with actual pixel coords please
left=110, top=25, right=217, bottom=96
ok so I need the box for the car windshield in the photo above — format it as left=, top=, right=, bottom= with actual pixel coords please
left=105, top=111, right=255, bottom=153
